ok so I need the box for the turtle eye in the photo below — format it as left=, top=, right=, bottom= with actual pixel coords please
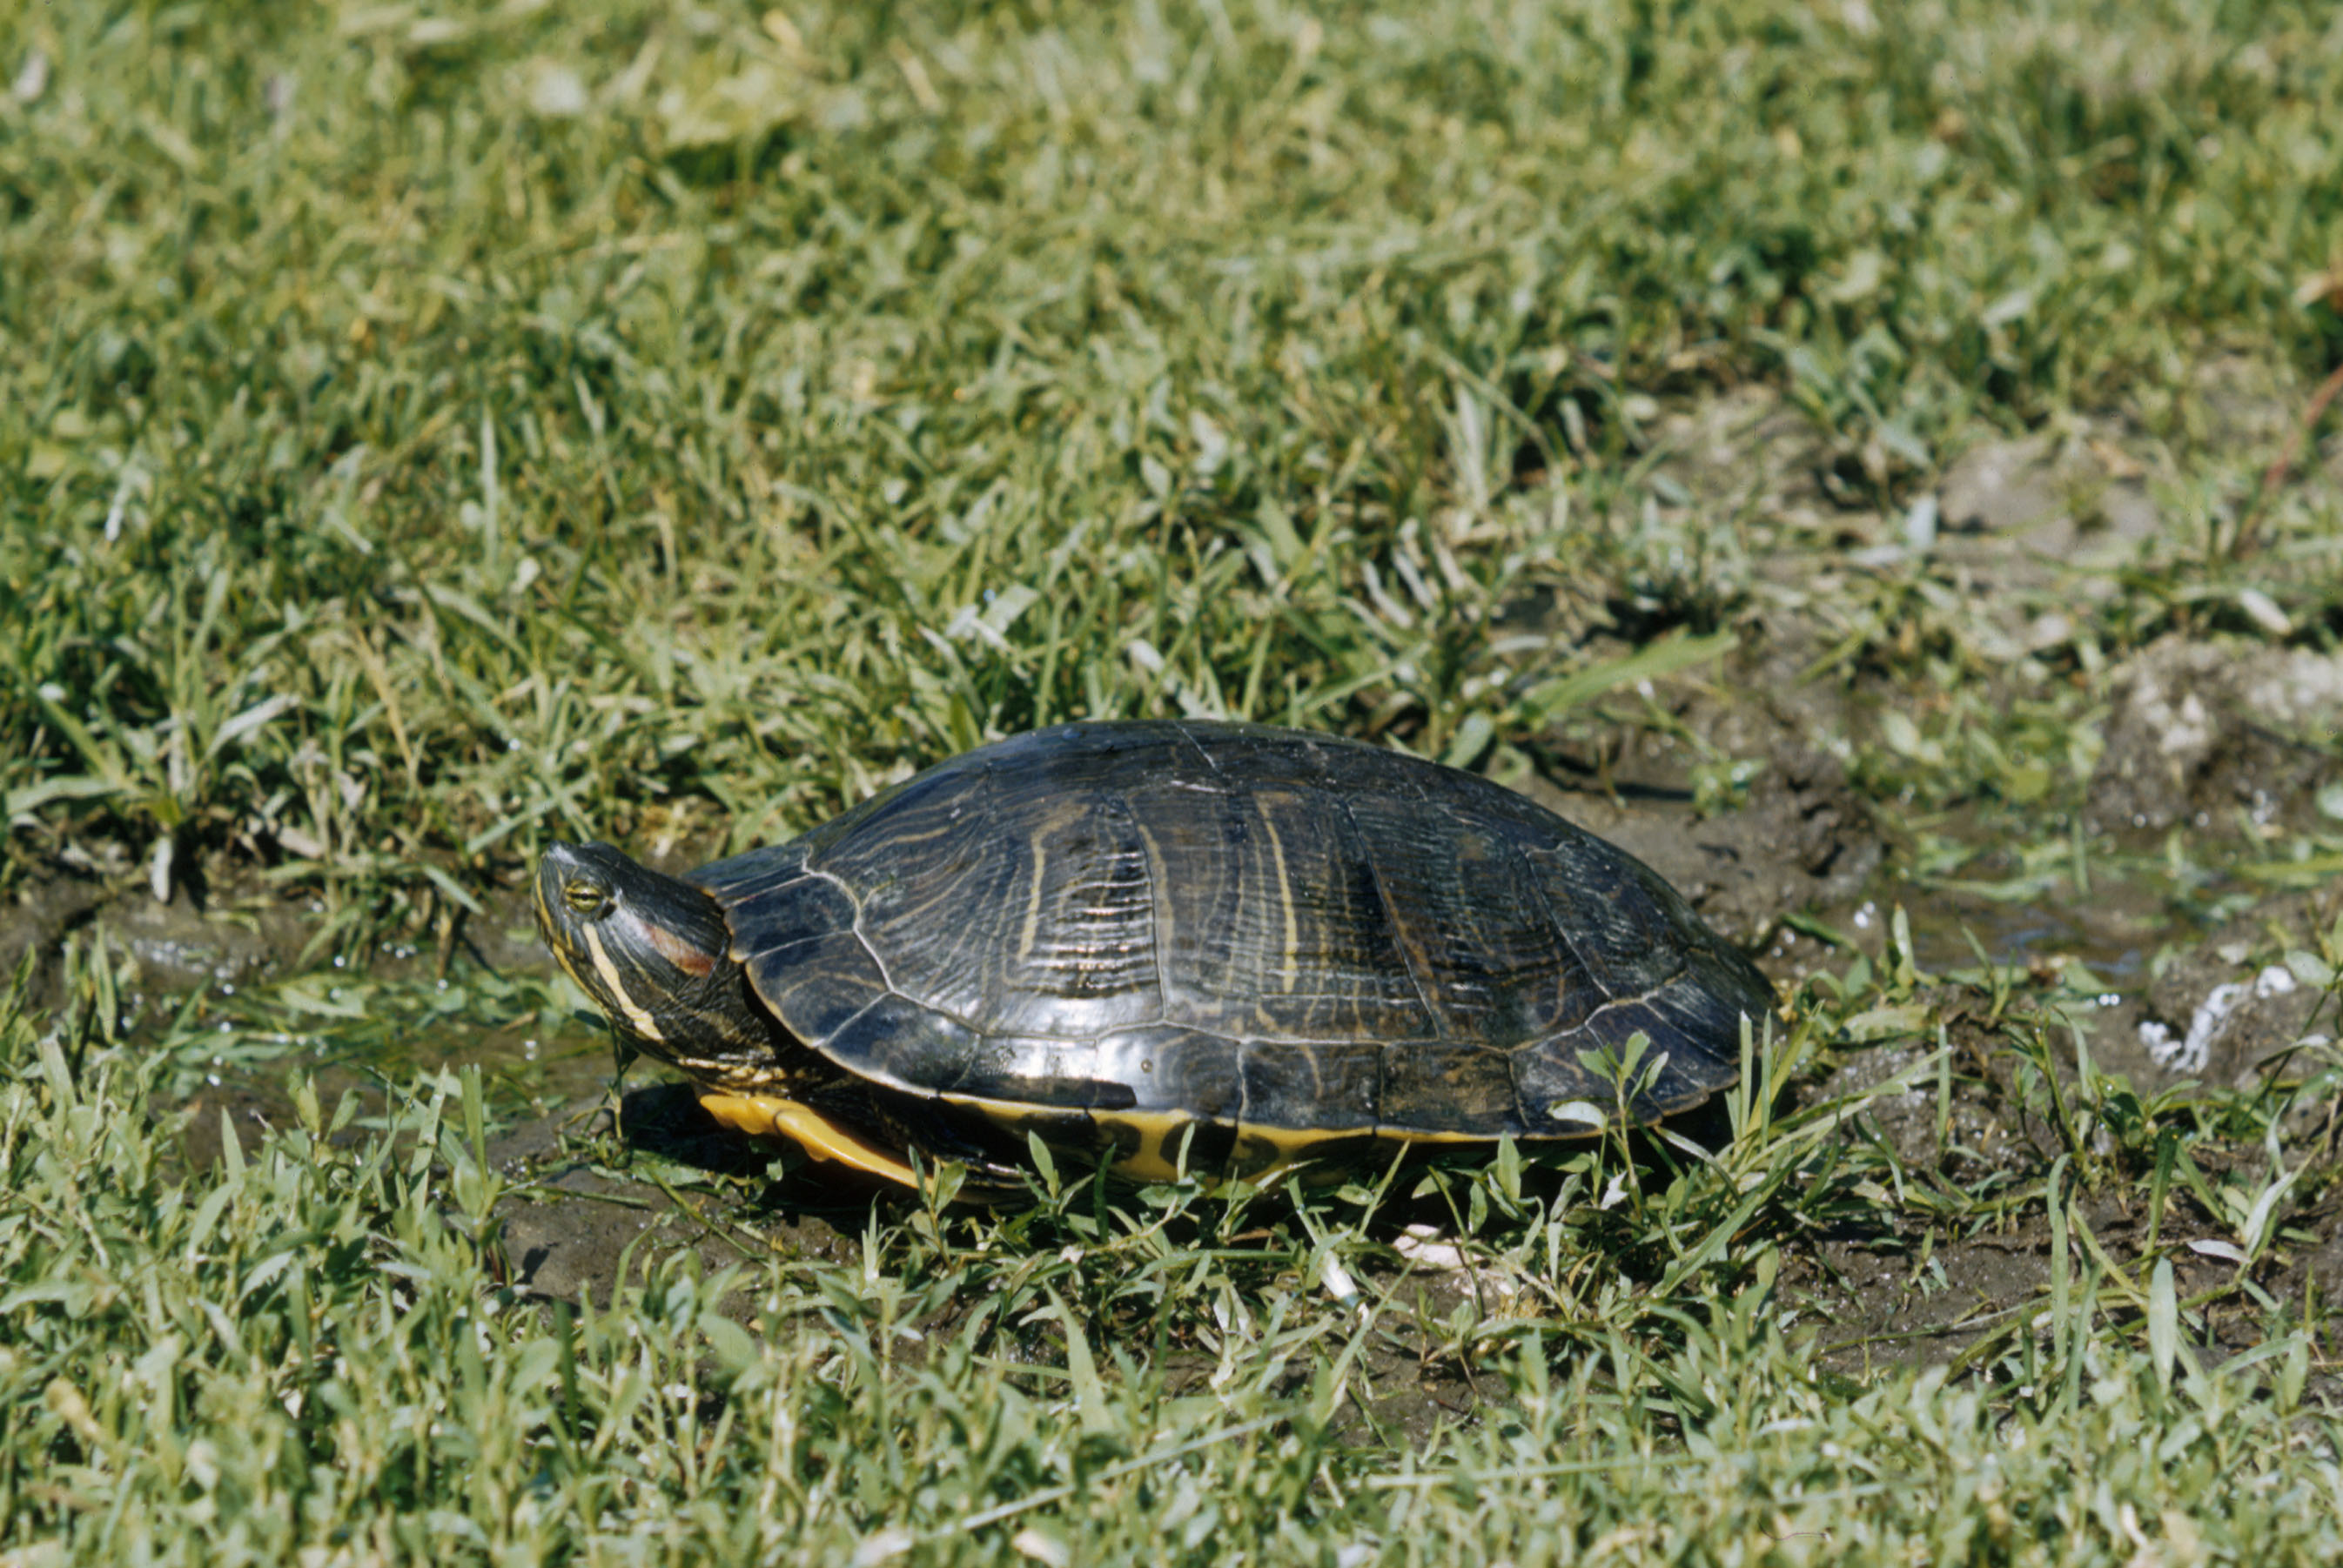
left=562, top=878, right=611, bottom=916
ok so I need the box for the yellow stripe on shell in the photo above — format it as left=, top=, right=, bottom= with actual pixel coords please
left=937, top=1091, right=1614, bottom=1183
left=1257, top=796, right=1298, bottom=994
left=936, top=1092, right=1185, bottom=1180
left=941, top=1093, right=1393, bottom=1183
left=1017, top=825, right=1047, bottom=963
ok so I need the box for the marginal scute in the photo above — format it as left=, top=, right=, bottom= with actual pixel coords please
left=1645, top=979, right=1752, bottom=1052
left=949, top=1033, right=1138, bottom=1111
left=1091, top=1025, right=1244, bottom=1119
left=1508, top=1046, right=1604, bottom=1123
left=1571, top=1001, right=1674, bottom=1069
left=1238, top=1039, right=1380, bottom=1131
left=1380, top=1042, right=1522, bottom=1133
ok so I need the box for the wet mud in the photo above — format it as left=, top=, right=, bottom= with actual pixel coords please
left=484, top=1084, right=857, bottom=1308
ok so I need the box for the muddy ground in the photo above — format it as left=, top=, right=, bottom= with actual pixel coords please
left=7, top=375, right=2339, bottom=1431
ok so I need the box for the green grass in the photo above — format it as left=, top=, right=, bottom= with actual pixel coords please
left=4, top=0, right=2343, bottom=1562
left=6, top=0, right=2340, bottom=913
left=6, top=918, right=2341, bottom=1564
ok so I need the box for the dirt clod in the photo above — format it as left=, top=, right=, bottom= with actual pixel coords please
left=2089, top=637, right=2343, bottom=834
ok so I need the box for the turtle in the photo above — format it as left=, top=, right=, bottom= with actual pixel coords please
left=533, top=720, right=1776, bottom=1190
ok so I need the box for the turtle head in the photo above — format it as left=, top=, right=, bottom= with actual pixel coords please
left=533, top=841, right=770, bottom=1069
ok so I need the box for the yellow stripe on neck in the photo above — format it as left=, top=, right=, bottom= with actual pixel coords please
left=581, top=924, right=665, bottom=1042
left=699, top=1093, right=923, bottom=1189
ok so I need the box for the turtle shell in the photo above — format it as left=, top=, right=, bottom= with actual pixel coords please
left=687, top=720, right=1772, bottom=1175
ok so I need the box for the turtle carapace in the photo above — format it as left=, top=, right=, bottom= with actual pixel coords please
left=534, top=720, right=1776, bottom=1189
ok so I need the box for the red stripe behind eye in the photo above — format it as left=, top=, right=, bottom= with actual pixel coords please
left=640, top=915, right=718, bottom=977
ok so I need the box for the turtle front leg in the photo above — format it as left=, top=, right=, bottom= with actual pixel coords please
left=697, top=1093, right=923, bottom=1189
